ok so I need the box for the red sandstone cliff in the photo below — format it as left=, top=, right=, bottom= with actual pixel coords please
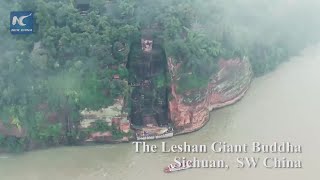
left=168, top=57, right=253, bottom=134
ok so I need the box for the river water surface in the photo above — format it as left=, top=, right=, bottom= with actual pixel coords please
left=1, top=44, right=320, bottom=180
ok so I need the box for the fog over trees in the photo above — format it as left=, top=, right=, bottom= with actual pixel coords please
left=0, top=0, right=319, bottom=151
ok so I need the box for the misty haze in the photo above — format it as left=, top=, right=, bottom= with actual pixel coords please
left=0, top=0, right=319, bottom=179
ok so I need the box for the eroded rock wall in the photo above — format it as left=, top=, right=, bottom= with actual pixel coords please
left=168, top=57, right=253, bottom=134
left=79, top=97, right=131, bottom=143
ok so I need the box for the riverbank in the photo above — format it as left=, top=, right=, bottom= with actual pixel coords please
left=174, top=83, right=251, bottom=136
left=2, top=44, right=319, bottom=179
left=0, top=56, right=253, bottom=152
left=169, top=57, right=253, bottom=135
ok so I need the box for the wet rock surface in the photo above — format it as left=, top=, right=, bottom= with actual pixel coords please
left=168, top=57, right=253, bottom=134
left=79, top=97, right=131, bottom=143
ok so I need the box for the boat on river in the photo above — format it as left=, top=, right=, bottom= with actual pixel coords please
left=163, top=161, right=192, bottom=173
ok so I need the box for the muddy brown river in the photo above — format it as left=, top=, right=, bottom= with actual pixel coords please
left=1, top=44, right=320, bottom=180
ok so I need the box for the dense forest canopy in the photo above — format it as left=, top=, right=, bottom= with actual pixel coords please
left=0, top=0, right=320, bottom=151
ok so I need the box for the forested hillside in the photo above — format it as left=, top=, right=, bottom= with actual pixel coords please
left=0, top=0, right=319, bottom=152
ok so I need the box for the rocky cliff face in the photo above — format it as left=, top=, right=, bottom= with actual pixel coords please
left=168, top=57, right=253, bottom=134
left=79, top=97, right=132, bottom=143
left=0, top=121, right=25, bottom=138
